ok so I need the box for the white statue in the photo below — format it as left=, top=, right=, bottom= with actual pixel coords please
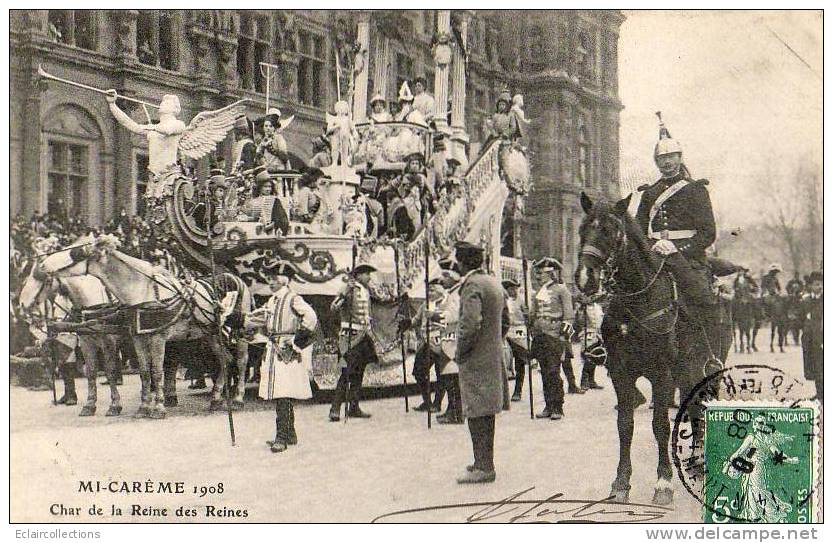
left=106, top=91, right=247, bottom=181
left=325, top=100, right=358, bottom=166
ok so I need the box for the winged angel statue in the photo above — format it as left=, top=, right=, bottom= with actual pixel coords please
left=106, top=91, right=247, bottom=197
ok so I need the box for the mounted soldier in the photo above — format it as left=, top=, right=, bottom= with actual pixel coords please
left=619, top=113, right=718, bottom=343
left=762, top=263, right=783, bottom=297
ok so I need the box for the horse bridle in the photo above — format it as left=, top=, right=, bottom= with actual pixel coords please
left=579, top=213, right=628, bottom=292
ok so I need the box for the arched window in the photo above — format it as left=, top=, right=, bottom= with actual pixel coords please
left=577, top=114, right=590, bottom=186
left=41, top=105, right=103, bottom=223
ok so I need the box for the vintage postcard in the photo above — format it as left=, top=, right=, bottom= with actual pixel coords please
left=7, top=7, right=823, bottom=528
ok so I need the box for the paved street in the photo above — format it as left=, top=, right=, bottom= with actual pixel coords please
left=10, top=330, right=814, bottom=523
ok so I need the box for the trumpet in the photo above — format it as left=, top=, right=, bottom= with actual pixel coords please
left=37, top=64, right=160, bottom=119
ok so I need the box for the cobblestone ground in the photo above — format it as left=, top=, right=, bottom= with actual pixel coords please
left=10, top=329, right=815, bottom=523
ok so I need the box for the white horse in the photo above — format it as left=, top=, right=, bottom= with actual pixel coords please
left=19, top=264, right=123, bottom=416
left=34, top=235, right=250, bottom=418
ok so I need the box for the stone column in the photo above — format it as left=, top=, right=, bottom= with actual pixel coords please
left=371, top=34, right=389, bottom=98
left=432, top=10, right=452, bottom=134
left=450, top=11, right=470, bottom=158
left=352, top=12, right=371, bottom=122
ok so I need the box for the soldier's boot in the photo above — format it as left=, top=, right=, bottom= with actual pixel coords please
left=413, top=375, right=433, bottom=412
left=432, top=379, right=447, bottom=411
left=563, top=356, right=584, bottom=394
left=329, top=370, right=348, bottom=422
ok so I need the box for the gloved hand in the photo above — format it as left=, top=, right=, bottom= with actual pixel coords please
left=651, top=239, right=678, bottom=256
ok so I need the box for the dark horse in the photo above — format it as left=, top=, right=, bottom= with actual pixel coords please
left=732, top=274, right=759, bottom=353
left=762, top=294, right=787, bottom=352
left=576, top=193, right=728, bottom=506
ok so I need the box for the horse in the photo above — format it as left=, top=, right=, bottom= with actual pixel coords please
left=575, top=193, right=727, bottom=506
left=732, top=274, right=758, bottom=353
left=762, top=294, right=787, bottom=353
left=784, top=292, right=804, bottom=346
left=18, top=264, right=123, bottom=416
left=34, top=235, right=250, bottom=418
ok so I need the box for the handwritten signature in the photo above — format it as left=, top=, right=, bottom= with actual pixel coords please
left=372, top=487, right=672, bottom=523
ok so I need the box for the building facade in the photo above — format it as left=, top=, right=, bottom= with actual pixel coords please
left=10, top=9, right=623, bottom=273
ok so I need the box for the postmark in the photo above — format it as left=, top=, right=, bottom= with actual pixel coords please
left=702, top=403, right=818, bottom=523
left=671, top=364, right=818, bottom=522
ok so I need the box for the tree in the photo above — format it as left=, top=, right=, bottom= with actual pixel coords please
left=759, top=155, right=822, bottom=276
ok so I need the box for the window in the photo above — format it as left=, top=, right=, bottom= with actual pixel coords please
left=47, top=10, right=97, bottom=50
left=135, top=154, right=150, bottom=217
left=577, top=31, right=594, bottom=80
left=578, top=114, right=590, bottom=186
left=47, top=141, right=88, bottom=220
left=136, top=10, right=178, bottom=70
left=422, top=10, right=435, bottom=35
left=238, top=13, right=271, bottom=92
left=396, top=53, right=414, bottom=95
left=297, top=29, right=326, bottom=108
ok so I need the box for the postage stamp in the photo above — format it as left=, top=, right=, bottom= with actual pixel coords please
left=703, top=403, right=819, bottom=523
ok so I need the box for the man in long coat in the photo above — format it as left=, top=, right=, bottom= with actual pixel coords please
left=801, top=271, right=823, bottom=401
left=454, top=242, right=510, bottom=484
left=247, top=264, right=318, bottom=453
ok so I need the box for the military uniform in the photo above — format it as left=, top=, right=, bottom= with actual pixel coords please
left=622, top=171, right=716, bottom=306
left=503, top=281, right=530, bottom=400
left=530, top=269, right=574, bottom=418
left=329, top=271, right=378, bottom=419
left=411, top=285, right=451, bottom=412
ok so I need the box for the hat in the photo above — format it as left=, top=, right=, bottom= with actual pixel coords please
left=209, top=175, right=227, bottom=190
left=370, top=93, right=386, bottom=105
left=255, top=166, right=271, bottom=184
left=413, top=76, right=427, bottom=88
left=298, top=167, right=326, bottom=188
left=404, top=152, right=424, bottom=165
left=534, top=257, right=563, bottom=272
left=502, top=278, right=521, bottom=289
left=808, top=271, right=823, bottom=283
left=428, top=276, right=446, bottom=287
left=351, top=263, right=377, bottom=276
left=769, top=263, right=782, bottom=273
left=455, top=241, right=484, bottom=257
left=496, top=90, right=512, bottom=106
left=398, top=81, right=414, bottom=103
left=654, top=111, right=682, bottom=157
left=269, top=262, right=296, bottom=278
left=234, top=116, right=251, bottom=132
left=266, top=107, right=282, bottom=117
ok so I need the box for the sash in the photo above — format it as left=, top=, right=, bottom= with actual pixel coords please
left=647, top=180, right=689, bottom=238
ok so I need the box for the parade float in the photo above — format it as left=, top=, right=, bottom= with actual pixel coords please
left=142, top=12, right=530, bottom=377
left=38, top=11, right=532, bottom=388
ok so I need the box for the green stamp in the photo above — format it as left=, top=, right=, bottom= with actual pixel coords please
left=703, top=404, right=818, bottom=523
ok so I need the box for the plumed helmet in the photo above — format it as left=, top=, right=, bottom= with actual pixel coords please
left=654, top=111, right=682, bottom=158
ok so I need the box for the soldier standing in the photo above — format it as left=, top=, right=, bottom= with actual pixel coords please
left=502, top=278, right=529, bottom=402
left=248, top=264, right=318, bottom=453
left=530, top=258, right=576, bottom=421
left=454, top=242, right=509, bottom=484
left=329, top=263, right=379, bottom=421
left=410, top=277, right=451, bottom=413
